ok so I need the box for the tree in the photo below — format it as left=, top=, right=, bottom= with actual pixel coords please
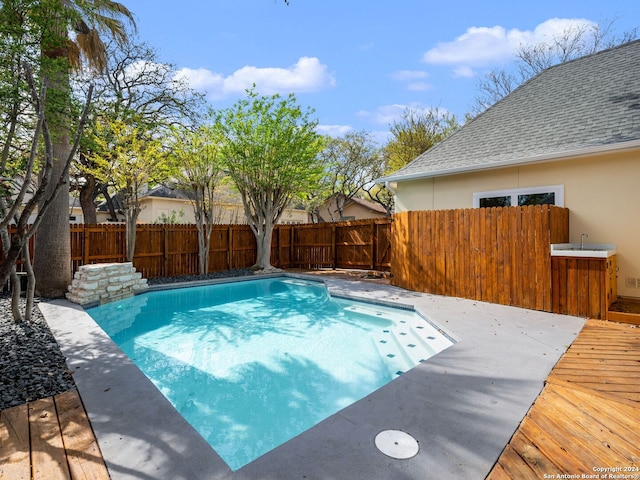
left=472, top=19, right=638, bottom=114
left=167, top=124, right=224, bottom=275
left=367, top=108, right=459, bottom=215
left=314, top=131, right=382, bottom=221
left=384, top=107, right=459, bottom=172
left=89, top=117, right=164, bottom=262
left=215, top=89, right=324, bottom=271
left=73, top=39, right=205, bottom=223
left=28, top=0, right=136, bottom=298
left=0, top=63, right=92, bottom=321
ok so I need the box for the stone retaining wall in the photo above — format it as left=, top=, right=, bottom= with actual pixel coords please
left=66, top=262, right=148, bottom=306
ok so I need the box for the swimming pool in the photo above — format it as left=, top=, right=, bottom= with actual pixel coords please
left=87, top=276, right=454, bottom=470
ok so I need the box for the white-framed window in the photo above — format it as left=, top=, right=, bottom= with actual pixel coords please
left=473, top=185, right=564, bottom=208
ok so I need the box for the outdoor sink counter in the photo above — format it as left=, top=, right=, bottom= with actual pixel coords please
left=550, top=244, right=617, bottom=319
left=551, top=243, right=616, bottom=258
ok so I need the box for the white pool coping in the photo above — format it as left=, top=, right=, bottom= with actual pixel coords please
left=41, top=273, right=586, bottom=479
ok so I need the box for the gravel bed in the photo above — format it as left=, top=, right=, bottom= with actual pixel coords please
left=0, top=295, right=76, bottom=410
left=0, top=269, right=255, bottom=411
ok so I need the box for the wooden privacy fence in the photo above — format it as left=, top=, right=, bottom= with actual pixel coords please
left=20, top=219, right=393, bottom=279
left=289, top=219, right=392, bottom=271
left=391, top=206, right=569, bottom=312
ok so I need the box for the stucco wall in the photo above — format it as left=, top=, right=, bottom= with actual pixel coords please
left=98, top=197, right=306, bottom=225
left=393, top=149, right=640, bottom=299
left=137, top=198, right=194, bottom=223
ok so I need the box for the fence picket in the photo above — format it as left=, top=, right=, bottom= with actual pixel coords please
left=391, top=206, right=569, bottom=312
left=2, top=220, right=392, bottom=280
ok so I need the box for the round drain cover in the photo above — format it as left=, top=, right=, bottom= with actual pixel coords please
left=374, top=430, right=419, bottom=459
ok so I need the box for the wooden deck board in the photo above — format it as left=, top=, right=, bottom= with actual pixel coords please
left=29, top=397, right=71, bottom=480
left=0, top=390, right=108, bottom=480
left=55, top=390, right=110, bottom=480
left=487, top=320, right=640, bottom=479
left=0, top=403, right=30, bottom=480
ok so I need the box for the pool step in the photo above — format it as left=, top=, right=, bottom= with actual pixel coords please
left=373, top=331, right=415, bottom=377
left=344, top=304, right=415, bottom=325
left=373, top=321, right=453, bottom=377
left=346, top=303, right=454, bottom=377
left=406, top=323, right=454, bottom=355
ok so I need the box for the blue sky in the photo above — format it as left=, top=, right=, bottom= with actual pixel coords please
left=122, top=0, right=639, bottom=143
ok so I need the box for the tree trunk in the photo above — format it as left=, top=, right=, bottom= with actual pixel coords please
left=195, top=216, right=213, bottom=275
left=196, top=224, right=210, bottom=275
left=125, top=205, right=140, bottom=262
left=34, top=32, right=73, bottom=298
left=0, top=225, right=23, bottom=322
left=101, top=187, right=120, bottom=221
left=253, top=221, right=274, bottom=270
left=33, top=137, right=72, bottom=298
left=79, top=173, right=97, bottom=224
left=10, top=271, right=22, bottom=322
left=22, top=243, right=36, bottom=321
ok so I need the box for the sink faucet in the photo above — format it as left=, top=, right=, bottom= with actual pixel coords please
left=580, top=233, right=589, bottom=250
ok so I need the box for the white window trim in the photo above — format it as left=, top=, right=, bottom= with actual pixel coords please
left=473, top=185, right=564, bottom=208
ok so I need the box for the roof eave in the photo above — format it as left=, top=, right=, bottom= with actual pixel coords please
left=377, top=139, right=640, bottom=184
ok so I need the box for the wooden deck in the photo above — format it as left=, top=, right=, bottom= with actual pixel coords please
left=0, top=389, right=108, bottom=480
left=487, top=319, right=640, bottom=479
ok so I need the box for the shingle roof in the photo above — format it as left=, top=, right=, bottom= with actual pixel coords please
left=382, top=39, right=640, bottom=182
left=142, top=184, right=193, bottom=200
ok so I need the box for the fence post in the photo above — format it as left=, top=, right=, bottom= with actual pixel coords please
left=83, top=224, right=90, bottom=267
left=331, top=224, right=336, bottom=269
left=228, top=226, right=233, bottom=270
left=275, top=225, right=281, bottom=268
left=290, top=225, right=295, bottom=268
left=371, top=219, right=376, bottom=270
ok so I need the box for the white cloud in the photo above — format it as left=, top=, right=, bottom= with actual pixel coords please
left=390, top=70, right=430, bottom=81
left=175, top=57, right=336, bottom=100
left=175, top=67, right=224, bottom=93
left=370, top=129, right=392, bottom=146
left=452, top=66, right=475, bottom=78
left=422, top=18, right=597, bottom=69
left=391, top=70, right=433, bottom=92
left=406, top=82, right=432, bottom=91
left=357, top=104, right=407, bottom=126
left=316, top=124, right=353, bottom=137
left=359, top=104, right=453, bottom=126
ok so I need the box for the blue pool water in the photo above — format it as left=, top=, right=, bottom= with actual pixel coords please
left=87, top=277, right=453, bottom=470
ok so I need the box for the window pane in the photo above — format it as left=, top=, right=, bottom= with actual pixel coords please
left=518, top=192, right=555, bottom=206
left=479, top=196, right=511, bottom=208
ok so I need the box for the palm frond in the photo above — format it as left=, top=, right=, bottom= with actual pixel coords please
left=75, top=29, right=107, bottom=71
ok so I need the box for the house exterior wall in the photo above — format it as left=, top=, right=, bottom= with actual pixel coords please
left=96, top=197, right=306, bottom=225
left=279, top=208, right=307, bottom=224
left=393, top=149, right=640, bottom=299
left=316, top=197, right=387, bottom=222
left=341, top=202, right=387, bottom=220
left=138, top=198, right=194, bottom=223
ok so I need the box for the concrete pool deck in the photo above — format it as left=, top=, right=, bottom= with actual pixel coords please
left=40, top=274, right=586, bottom=480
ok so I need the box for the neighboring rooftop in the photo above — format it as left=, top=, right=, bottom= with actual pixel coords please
left=382, top=39, right=640, bottom=182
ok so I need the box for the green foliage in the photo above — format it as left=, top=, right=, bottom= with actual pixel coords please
left=153, top=208, right=185, bottom=224
left=215, top=88, right=325, bottom=225
left=89, top=115, right=166, bottom=261
left=315, top=131, right=382, bottom=220
left=214, top=88, right=324, bottom=268
left=385, top=107, right=459, bottom=173
left=167, top=124, right=224, bottom=197
left=89, top=116, right=166, bottom=207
